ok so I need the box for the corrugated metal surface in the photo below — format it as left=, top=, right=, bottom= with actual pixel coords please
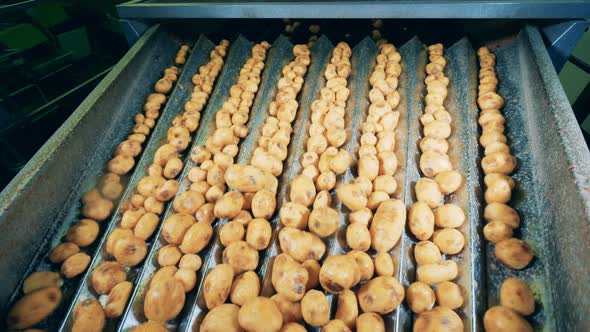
left=0, top=24, right=589, bottom=331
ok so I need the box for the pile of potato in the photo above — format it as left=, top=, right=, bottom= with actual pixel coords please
left=5, top=44, right=192, bottom=331
left=128, top=41, right=271, bottom=328
left=64, top=40, right=229, bottom=331
left=406, top=43, right=465, bottom=331
left=477, top=46, right=535, bottom=331
left=197, top=44, right=313, bottom=331
left=477, top=46, right=534, bottom=270
left=175, top=44, right=189, bottom=65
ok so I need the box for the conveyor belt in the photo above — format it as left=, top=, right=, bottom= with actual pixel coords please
left=3, top=25, right=589, bottom=331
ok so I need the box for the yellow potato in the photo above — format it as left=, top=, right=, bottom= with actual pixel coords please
left=134, top=212, right=160, bottom=240
left=335, top=289, right=358, bottom=329
left=407, top=281, right=436, bottom=313
left=374, top=251, right=394, bottom=276
left=23, top=271, right=62, bottom=294
left=319, top=255, right=360, bottom=293
left=222, top=241, right=259, bottom=274
left=66, top=219, right=99, bottom=247
left=271, top=294, right=303, bottom=323
left=484, top=306, right=532, bottom=332
left=230, top=271, right=260, bottom=306
left=49, top=242, right=80, bottom=263
left=104, top=281, right=133, bottom=318
left=173, top=191, right=205, bottom=215
left=481, top=152, right=517, bottom=175
left=500, top=278, right=535, bottom=316
left=336, top=183, right=368, bottom=212
left=358, top=155, right=379, bottom=180
left=378, top=151, right=398, bottom=175
left=82, top=197, right=113, bottom=221
left=434, top=170, right=462, bottom=195
left=419, top=137, right=449, bottom=154
left=313, top=190, right=332, bottom=209
left=225, top=164, right=266, bottom=192
left=357, top=276, right=405, bottom=314
left=251, top=189, right=277, bottom=219
left=301, top=290, right=330, bottom=327
left=238, top=296, right=283, bottom=332
left=281, top=322, right=306, bottom=332
left=158, top=245, right=182, bottom=266
left=413, top=306, right=464, bottom=332
left=435, top=281, right=463, bottom=309
left=272, top=253, right=309, bottom=301
left=432, top=228, right=465, bottom=255
left=144, top=277, right=185, bottom=322
left=220, top=221, right=245, bottom=247
left=279, top=227, right=326, bottom=262
left=279, top=202, right=309, bottom=229
left=368, top=199, right=404, bottom=250
left=373, top=175, right=397, bottom=195
left=91, top=261, right=126, bottom=294
left=214, top=191, right=244, bottom=219
left=420, top=151, right=452, bottom=178
left=175, top=268, right=197, bottom=292
left=72, top=298, right=105, bottom=332
left=302, top=259, right=321, bottom=289
left=290, top=175, right=317, bottom=206
left=113, top=236, right=148, bottom=266
left=150, top=266, right=177, bottom=288
left=106, top=228, right=133, bottom=256
left=356, top=312, right=385, bottom=332
left=196, top=203, right=216, bottom=224
left=7, top=287, right=62, bottom=329
left=308, top=206, right=339, bottom=238
left=485, top=177, right=512, bottom=203
left=61, top=252, right=91, bottom=278
left=181, top=221, right=213, bottom=254
left=414, top=240, right=442, bottom=265
left=322, top=319, right=352, bottom=332
left=366, top=191, right=390, bottom=210
left=346, top=222, right=371, bottom=251
left=246, top=218, right=272, bottom=250
left=495, top=238, right=534, bottom=270
left=483, top=220, right=513, bottom=243
left=409, top=201, right=435, bottom=241
left=415, top=177, right=442, bottom=208
left=434, top=204, right=465, bottom=228
left=129, top=321, right=169, bottom=332
left=423, top=120, right=451, bottom=139
left=162, top=213, right=194, bottom=245
left=416, top=260, right=458, bottom=285
left=203, top=264, right=234, bottom=309
left=201, top=303, right=242, bottom=332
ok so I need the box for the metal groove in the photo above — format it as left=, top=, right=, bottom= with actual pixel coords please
left=112, top=36, right=255, bottom=332
left=56, top=35, right=223, bottom=332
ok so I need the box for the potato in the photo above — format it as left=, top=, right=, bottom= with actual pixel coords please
left=335, top=289, right=358, bottom=329
left=433, top=170, right=462, bottom=195
left=349, top=208, right=372, bottom=226
left=61, top=252, right=91, bottom=278
left=346, top=222, right=371, bottom=251
left=484, top=202, right=520, bottom=228
left=413, top=306, right=464, bottom=332
left=203, top=264, right=234, bottom=309
left=137, top=176, right=165, bottom=197
left=434, top=204, right=465, bottom=228
left=336, top=183, right=368, bottom=212
left=66, top=219, right=100, bottom=247
left=419, top=137, right=449, bottom=154
left=416, top=260, right=458, bottom=285
left=435, top=281, right=463, bottom=310
left=181, top=221, right=213, bottom=254
left=162, top=213, right=194, bottom=245
left=222, top=241, right=259, bottom=274
left=370, top=199, right=406, bottom=252
left=279, top=203, right=309, bottom=229
left=233, top=210, right=253, bottom=226
left=415, top=177, right=442, bottom=208
left=414, top=241, right=442, bottom=265
left=82, top=198, right=113, bottom=221
left=23, top=271, right=63, bottom=294
left=374, top=251, right=394, bottom=276
left=178, top=254, right=201, bottom=271
left=129, top=321, right=169, bottom=332
left=197, top=203, right=216, bottom=224
left=104, top=281, right=133, bottom=318
left=271, top=294, right=303, bottom=323
left=313, top=190, right=332, bottom=209
left=153, top=179, right=180, bottom=202
left=308, top=206, right=339, bottom=238
left=424, top=120, right=451, bottom=139
left=72, top=298, right=105, bottom=332
left=409, top=201, right=435, bottom=241
left=150, top=266, right=177, bottom=288
left=432, top=228, right=465, bottom=255
left=7, top=287, right=62, bottom=329
left=144, top=277, right=185, bottom=321
left=302, top=259, right=321, bottom=289
left=91, top=261, right=126, bottom=294
left=500, top=278, right=535, bottom=315
left=249, top=189, right=275, bottom=219
left=158, top=245, right=182, bottom=266
left=407, top=281, right=435, bottom=313
left=484, top=221, right=513, bottom=243
left=420, top=151, right=452, bottom=178
left=373, top=175, right=397, bottom=195
left=290, top=175, right=316, bottom=206
left=175, top=268, right=197, bottom=292
left=49, top=242, right=80, bottom=263
left=173, top=191, right=205, bottom=215
left=485, top=178, right=512, bottom=203
left=484, top=306, right=532, bottom=332
left=357, top=276, right=405, bottom=314
left=279, top=227, right=326, bottom=262
left=238, top=297, right=283, bottom=332
left=134, top=213, right=160, bottom=240
left=201, top=303, right=242, bottom=332
left=330, top=150, right=352, bottom=174
left=106, top=228, right=134, bottom=256
left=246, top=218, right=272, bottom=250
left=207, top=164, right=226, bottom=186
left=272, top=254, right=309, bottom=301
left=356, top=312, right=385, bottom=332
left=359, top=155, right=379, bottom=180
left=316, top=171, right=336, bottom=191
left=214, top=191, right=244, bottom=219
left=301, top=290, right=330, bottom=326
left=108, top=155, right=135, bottom=175
left=220, top=221, right=245, bottom=247
left=229, top=271, right=260, bottom=306
left=320, top=255, right=360, bottom=293
left=226, top=165, right=266, bottom=192
left=322, top=319, right=352, bottom=332
left=482, top=152, right=517, bottom=175
left=113, top=236, right=148, bottom=266
left=495, top=238, right=534, bottom=270
left=144, top=196, right=165, bottom=214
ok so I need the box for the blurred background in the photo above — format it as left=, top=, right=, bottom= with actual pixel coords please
left=0, top=1, right=588, bottom=190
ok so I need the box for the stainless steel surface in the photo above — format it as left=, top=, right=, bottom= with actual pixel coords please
left=542, top=20, right=590, bottom=71
left=116, top=0, right=590, bottom=19
left=1, top=24, right=589, bottom=331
